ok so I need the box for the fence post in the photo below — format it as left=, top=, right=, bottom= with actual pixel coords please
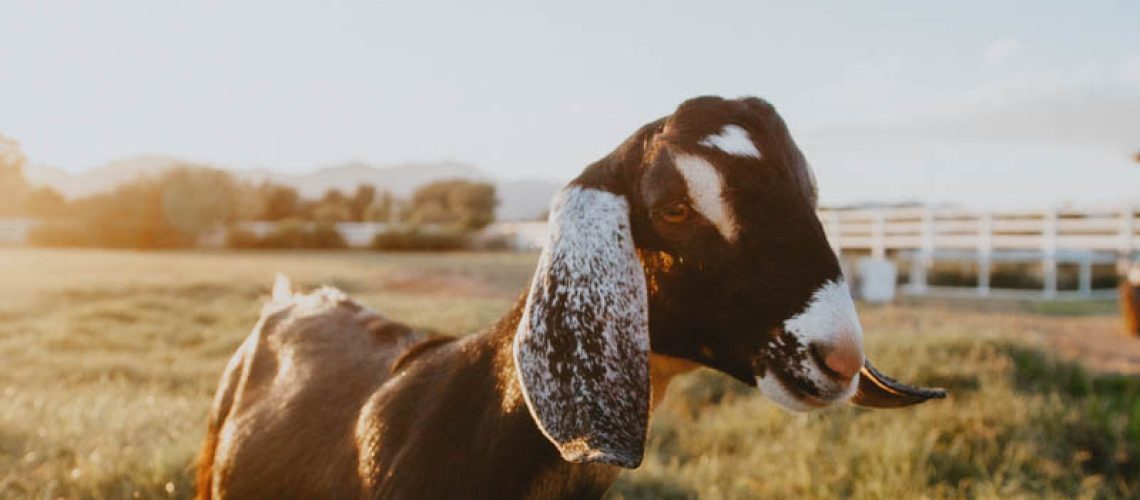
left=1042, top=208, right=1058, bottom=299
left=909, top=207, right=933, bottom=294
left=978, top=211, right=992, bottom=296
left=1121, top=204, right=1136, bottom=274
left=826, top=211, right=842, bottom=259
left=1078, top=256, right=1093, bottom=297
left=871, top=210, right=886, bottom=260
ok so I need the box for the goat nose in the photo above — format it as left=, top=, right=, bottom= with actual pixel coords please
left=814, top=340, right=863, bottom=382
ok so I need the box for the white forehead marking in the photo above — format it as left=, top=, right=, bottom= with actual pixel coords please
left=1129, top=264, right=1140, bottom=285
left=699, top=124, right=761, bottom=158
left=672, top=154, right=739, bottom=242
left=783, top=279, right=864, bottom=348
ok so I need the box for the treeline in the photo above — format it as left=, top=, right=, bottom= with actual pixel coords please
left=0, top=136, right=66, bottom=220
left=1, top=141, right=498, bottom=250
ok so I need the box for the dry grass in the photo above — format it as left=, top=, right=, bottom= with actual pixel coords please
left=1, top=248, right=1137, bottom=499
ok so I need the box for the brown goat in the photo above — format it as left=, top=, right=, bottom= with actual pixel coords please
left=197, top=96, right=944, bottom=499
left=196, top=282, right=701, bottom=499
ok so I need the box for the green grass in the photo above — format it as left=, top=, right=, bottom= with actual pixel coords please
left=1, top=248, right=1137, bottom=499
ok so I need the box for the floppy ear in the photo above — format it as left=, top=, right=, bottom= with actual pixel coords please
left=513, top=185, right=650, bottom=468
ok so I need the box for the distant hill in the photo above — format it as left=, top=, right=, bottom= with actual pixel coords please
left=24, top=158, right=559, bottom=221
left=231, top=161, right=487, bottom=199
left=24, top=155, right=184, bottom=198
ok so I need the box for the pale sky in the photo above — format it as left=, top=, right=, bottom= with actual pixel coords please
left=2, top=1, right=1138, bottom=208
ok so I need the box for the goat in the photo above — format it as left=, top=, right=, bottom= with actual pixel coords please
left=196, top=96, right=945, bottom=499
left=1123, top=262, right=1140, bottom=336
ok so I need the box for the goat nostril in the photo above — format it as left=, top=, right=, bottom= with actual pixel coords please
left=811, top=342, right=862, bottom=382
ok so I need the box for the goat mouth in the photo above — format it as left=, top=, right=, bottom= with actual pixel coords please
left=751, top=352, right=854, bottom=409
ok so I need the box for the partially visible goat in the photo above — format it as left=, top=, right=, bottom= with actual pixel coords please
left=197, top=96, right=944, bottom=499
left=1122, top=262, right=1140, bottom=336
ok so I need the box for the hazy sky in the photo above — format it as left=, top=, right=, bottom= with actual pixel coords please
left=2, top=1, right=1138, bottom=208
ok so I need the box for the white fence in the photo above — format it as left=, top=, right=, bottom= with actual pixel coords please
left=0, top=218, right=38, bottom=245
left=483, top=221, right=549, bottom=250
left=820, top=205, right=1138, bottom=299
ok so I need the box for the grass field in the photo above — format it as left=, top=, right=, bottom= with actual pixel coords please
left=1, top=248, right=1138, bottom=499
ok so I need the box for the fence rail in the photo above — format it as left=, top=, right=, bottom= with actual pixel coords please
left=820, top=205, right=1138, bottom=299
left=0, top=218, right=38, bottom=245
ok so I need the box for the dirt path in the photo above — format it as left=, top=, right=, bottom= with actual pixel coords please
left=1025, top=314, right=1140, bottom=374
left=876, top=300, right=1140, bottom=375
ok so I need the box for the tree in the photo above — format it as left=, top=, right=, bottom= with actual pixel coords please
left=321, top=188, right=348, bottom=205
left=310, top=188, right=353, bottom=222
left=69, top=178, right=186, bottom=248
left=363, top=191, right=395, bottom=223
left=348, top=184, right=376, bottom=221
left=159, top=167, right=236, bottom=236
left=21, top=186, right=67, bottom=218
left=0, top=135, right=29, bottom=216
left=256, top=182, right=302, bottom=220
left=405, top=180, right=497, bottom=231
left=31, top=165, right=239, bottom=249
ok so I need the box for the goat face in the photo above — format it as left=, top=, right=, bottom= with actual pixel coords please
left=514, top=96, right=943, bottom=469
left=637, top=97, right=858, bottom=412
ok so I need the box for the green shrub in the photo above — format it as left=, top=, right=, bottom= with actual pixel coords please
left=309, top=222, right=348, bottom=249
left=371, top=228, right=469, bottom=251
left=223, top=225, right=260, bottom=249
left=467, top=232, right=514, bottom=251
left=259, top=219, right=311, bottom=248
left=225, top=220, right=347, bottom=250
left=26, top=221, right=93, bottom=247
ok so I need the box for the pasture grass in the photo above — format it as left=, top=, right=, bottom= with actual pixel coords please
left=1, top=248, right=1137, bottom=499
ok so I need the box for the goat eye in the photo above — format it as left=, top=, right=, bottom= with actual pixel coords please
left=658, top=203, right=691, bottom=224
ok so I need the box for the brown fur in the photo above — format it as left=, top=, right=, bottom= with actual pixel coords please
left=196, top=289, right=425, bottom=499
left=196, top=331, right=254, bottom=500
left=1122, top=281, right=1140, bottom=337
left=195, top=289, right=695, bottom=499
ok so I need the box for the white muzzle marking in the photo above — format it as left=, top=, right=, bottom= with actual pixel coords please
left=756, top=278, right=864, bottom=412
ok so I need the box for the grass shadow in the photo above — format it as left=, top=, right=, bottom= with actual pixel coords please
left=82, top=464, right=198, bottom=500
left=606, top=476, right=698, bottom=500
left=1002, top=345, right=1140, bottom=480
left=924, top=343, right=1140, bottom=496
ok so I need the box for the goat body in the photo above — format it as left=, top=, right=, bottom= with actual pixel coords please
left=198, top=287, right=629, bottom=499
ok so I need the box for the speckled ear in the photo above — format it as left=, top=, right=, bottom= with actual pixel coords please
left=513, top=186, right=650, bottom=469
